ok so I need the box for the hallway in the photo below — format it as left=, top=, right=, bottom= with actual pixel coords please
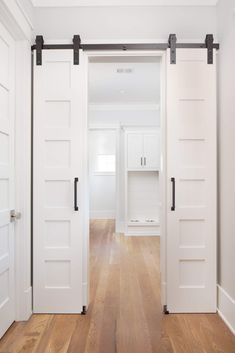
left=0, top=220, right=234, bottom=353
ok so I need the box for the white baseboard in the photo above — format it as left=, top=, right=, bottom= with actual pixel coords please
left=217, top=285, right=235, bottom=334
left=82, top=281, right=88, bottom=307
left=24, top=286, right=32, bottom=320
left=90, top=210, right=115, bottom=219
left=161, top=281, right=167, bottom=306
left=115, top=221, right=125, bottom=234
left=16, top=286, right=32, bottom=321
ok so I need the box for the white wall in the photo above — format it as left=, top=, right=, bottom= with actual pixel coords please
left=217, top=0, right=235, bottom=333
left=89, top=129, right=116, bottom=219
left=89, top=108, right=160, bottom=126
left=33, top=6, right=217, bottom=41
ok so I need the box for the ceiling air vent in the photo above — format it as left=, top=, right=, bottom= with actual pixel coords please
left=116, top=68, right=133, bottom=74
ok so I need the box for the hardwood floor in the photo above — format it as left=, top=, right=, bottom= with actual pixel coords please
left=0, top=219, right=234, bottom=353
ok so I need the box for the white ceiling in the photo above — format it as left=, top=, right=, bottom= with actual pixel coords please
left=31, top=0, right=218, bottom=7
left=88, top=57, right=160, bottom=105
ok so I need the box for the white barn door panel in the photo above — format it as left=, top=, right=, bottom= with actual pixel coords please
left=166, top=49, right=217, bottom=313
left=33, top=50, right=86, bottom=313
left=0, top=23, right=15, bottom=337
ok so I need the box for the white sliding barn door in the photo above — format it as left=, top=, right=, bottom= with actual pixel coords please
left=0, top=23, right=15, bottom=337
left=166, top=49, right=217, bottom=313
left=33, top=50, right=86, bottom=313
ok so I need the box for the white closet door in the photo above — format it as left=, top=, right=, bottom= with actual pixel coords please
left=143, top=133, right=160, bottom=170
left=127, top=133, right=143, bottom=169
left=0, top=23, right=15, bottom=337
left=166, top=49, right=217, bottom=313
left=33, top=50, right=86, bottom=313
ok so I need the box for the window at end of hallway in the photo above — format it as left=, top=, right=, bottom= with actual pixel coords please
left=95, top=154, right=116, bottom=175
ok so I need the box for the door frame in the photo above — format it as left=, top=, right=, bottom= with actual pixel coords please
left=0, top=1, right=33, bottom=323
left=83, top=50, right=167, bottom=308
left=30, top=44, right=218, bottom=314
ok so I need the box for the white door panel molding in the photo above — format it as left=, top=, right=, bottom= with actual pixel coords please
left=33, top=49, right=86, bottom=313
left=166, top=48, right=217, bottom=313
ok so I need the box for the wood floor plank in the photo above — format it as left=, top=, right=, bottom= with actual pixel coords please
left=118, top=237, right=153, bottom=353
left=0, top=220, right=234, bottom=353
left=11, top=315, right=53, bottom=353
left=0, top=322, right=26, bottom=353
left=35, top=315, right=77, bottom=353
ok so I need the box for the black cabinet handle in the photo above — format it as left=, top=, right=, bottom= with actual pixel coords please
left=171, top=177, right=175, bottom=211
left=144, top=157, right=146, bottom=166
left=74, top=177, right=79, bottom=211
left=141, top=157, right=143, bottom=166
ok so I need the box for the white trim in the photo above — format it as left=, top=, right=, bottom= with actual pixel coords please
left=87, top=50, right=165, bottom=58
left=90, top=211, right=116, bottom=219
left=84, top=50, right=166, bottom=310
left=82, top=53, right=89, bottom=309
left=161, top=281, right=167, bottom=307
left=83, top=38, right=216, bottom=44
left=0, top=6, right=32, bottom=323
left=15, top=0, right=34, bottom=30
left=31, top=0, right=218, bottom=8
left=89, top=104, right=160, bottom=111
left=217, top=285, right=235, bottom=334
left=115, top=221, right=125, bottom=233
left=89, top=124, right=120, bottom=130
left=15, top=40, right=32, bottom=321
left=0, top=0, right=33, bottom=40
left=159, top=51, right=167, bottom=307
left=115, top=127, right=121, bottom=233
left=44, top=38, right=214, bottom=45
left=82, top=282, right=88, bottom=307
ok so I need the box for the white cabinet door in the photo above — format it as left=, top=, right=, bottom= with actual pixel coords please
left=166, top=49, right=217, bottom=313
left=33, top=50, right=86, bottom=313
left=143, top=133, right=160, bottom=170
left=0, top=23, right=15, bottom=337
left=127, top=133, right=143, bottom=169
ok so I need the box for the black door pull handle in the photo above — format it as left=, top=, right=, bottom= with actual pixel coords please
left=171, top=177, right=175, bottom=211
left=74, top=177, right=79, bottom=211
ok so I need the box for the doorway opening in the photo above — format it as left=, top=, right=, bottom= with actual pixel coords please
left=86, top=53, right=165, bottom=307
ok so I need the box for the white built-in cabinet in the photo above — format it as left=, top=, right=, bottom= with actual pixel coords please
left=124, top=128, right=160, bottom=236
left=127, top=132, right=160, bottom=170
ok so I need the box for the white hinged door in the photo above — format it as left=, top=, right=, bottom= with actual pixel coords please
left=33, top=50, right=86, bottom=313
left=166, top=49, right=217, bottom=312
left=0, top=23, right=15, bottom=337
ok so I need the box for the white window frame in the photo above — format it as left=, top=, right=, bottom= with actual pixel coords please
left=94, top=154, right=116, bottom=175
